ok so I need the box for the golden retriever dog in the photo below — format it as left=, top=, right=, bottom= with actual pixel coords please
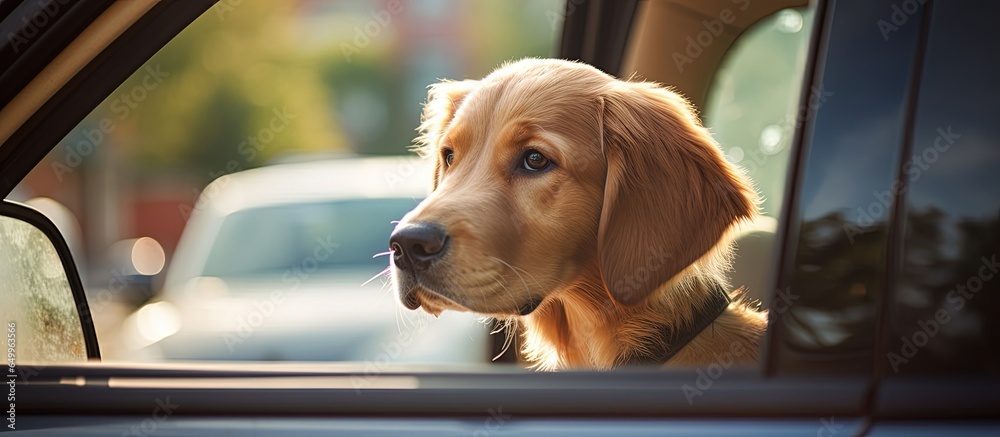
left=389, top=58, right=767, bottom=370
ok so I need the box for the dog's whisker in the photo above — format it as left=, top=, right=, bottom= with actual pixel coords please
left=361, top=266, right=392, bottom=287
left=398, top=303, right=420, bottom=336
left=489, top=317, right=506, bottom=335
left=482, top=292, right=516, bottom=362
left=490, top=273, right=521, bottom=321
left=510, top=265, right=542, bottom=288
left=394, top=299, right=403, bottom=336
left=372, top=251, right=392, bottom=259
left=482, top=310, right=503, bottom=335
left=403, top=308, right=420, bottom=330
left=376, top=276, right=396, bottom=305
left=502, top=318, right=517, bottom=357
left=398, top=306, right=411, bottom=332
left=492, top=317, right=517, bottom=362
left=506, top=319, right=518, bottom=352
left=489, top=256, right=540, bottom=286
left=490, top=275, right=514, bottom=316
left=489, top=256, right=534, bottom=297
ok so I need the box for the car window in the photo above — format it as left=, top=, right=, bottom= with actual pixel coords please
left=770, top=0, right=928, bottom=376
left=887, top=0, right=1000, bottom=376
left=9, top=0, right=562, bottom=364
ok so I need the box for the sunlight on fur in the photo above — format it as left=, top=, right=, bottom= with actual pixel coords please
left=389, top=58, right=768, bottom=370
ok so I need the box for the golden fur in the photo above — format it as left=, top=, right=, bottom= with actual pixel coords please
left=391, top=58, right=767, bottom=370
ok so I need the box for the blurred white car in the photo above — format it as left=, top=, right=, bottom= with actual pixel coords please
left=122, top=157, right=489, bottom=363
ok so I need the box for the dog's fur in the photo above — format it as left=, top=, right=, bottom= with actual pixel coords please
left=391, top=58, right=767, bottom=370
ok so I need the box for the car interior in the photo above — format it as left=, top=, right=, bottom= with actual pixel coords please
left=2, top=0, right=998, bottom=434
left=623, top=0, right=813, bottom=309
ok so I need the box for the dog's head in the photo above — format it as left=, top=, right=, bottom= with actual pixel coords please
left=390, top=58, right=756, bottom=317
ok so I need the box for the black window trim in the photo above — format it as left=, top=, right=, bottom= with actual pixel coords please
left=765, top=0, right=832, bottom=377
left=0, top=0, right=117, bottom=110
left=558, top=0, right=639, bottom=76
left=0, top=0, right=218, bottom=197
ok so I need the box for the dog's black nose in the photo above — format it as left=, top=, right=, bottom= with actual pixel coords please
left=390, top=223, right=448, bottom=271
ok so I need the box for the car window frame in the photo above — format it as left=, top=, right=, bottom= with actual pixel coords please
left=3, top=0, right=929, bottom=422
left=0, top=0, right=215, bottom=196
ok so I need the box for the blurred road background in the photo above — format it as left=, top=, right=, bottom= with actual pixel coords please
left=8, top=0, right=561, bottom=362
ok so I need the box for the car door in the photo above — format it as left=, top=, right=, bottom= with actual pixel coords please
left=7, top=0, right=995, bottom=435
left=867, top=0, right=1000, bottom=433
left=564, top=0, right=999, bottom=432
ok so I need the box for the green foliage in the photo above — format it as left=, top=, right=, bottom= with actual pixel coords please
left=64, top=0, right=563, bottom=183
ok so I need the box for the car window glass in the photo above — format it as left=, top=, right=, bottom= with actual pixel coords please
left=888, top=0, right=1000, bottom=376
left=770, top=0, right=928, bottom=375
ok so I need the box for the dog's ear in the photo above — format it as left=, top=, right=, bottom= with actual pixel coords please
left=598, top=81, right=758, bottom=305
left=415, top=79, right=480, bottom=190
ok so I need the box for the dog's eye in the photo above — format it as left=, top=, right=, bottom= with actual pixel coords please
left=522, top=149, right=551, bottom=171
left=443, top=150, right=454, bottom=167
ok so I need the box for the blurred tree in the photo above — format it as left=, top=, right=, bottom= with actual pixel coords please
left=58, top=0, right=563, bottom=177
left=317, top=0, right=563, bottom=155
left=89, top=0, right=349, bottom=182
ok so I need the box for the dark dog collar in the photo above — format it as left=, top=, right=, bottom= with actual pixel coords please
left=623, top=282, right=732, bottom=366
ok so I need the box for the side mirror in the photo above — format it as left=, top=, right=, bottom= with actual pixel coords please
left=0, top=200, right=100, bottom=363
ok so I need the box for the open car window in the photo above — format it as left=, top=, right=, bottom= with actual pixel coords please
left=7, top=0, right=1000, bottom=434
left=2, top=0, right=825, bottom=380
left=9, top=0, right=563, bottom=365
